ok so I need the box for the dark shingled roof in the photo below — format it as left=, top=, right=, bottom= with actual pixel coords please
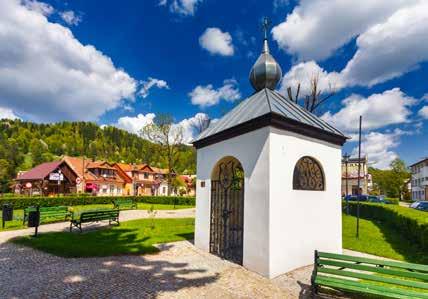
left=16, top=161, right=62, bottom=181
left=193, top=88, right=347, bottom=148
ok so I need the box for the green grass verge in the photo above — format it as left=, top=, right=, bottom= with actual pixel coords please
left=12, top=218, right=195, bottom=257
left=342, top=214, right=427, bottom=264
left=0, top=203, right=194, bottom=232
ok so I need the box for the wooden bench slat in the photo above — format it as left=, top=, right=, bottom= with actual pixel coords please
left=319, top=251, right=428, bottom=273
left=319, top=267, right=428, bottom=290
left=319, top=259, right=428, bottom=281
left=316, top=276, right=428, bottom=299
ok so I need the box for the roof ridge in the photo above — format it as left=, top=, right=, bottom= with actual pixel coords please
left=264, top=88, right=272, bottom=112
left=269, top=89, right=346, bottom=136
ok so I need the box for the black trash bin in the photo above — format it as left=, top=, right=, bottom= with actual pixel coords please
left=2, top=203, right=13, bottom=228
left=28, top=208, right=40, bottom=228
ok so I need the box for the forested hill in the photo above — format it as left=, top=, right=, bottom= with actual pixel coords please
left=0, top=119, right=196, bottom=191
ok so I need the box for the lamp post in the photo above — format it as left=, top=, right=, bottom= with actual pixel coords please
left=343, top=153, right=350, bottom=214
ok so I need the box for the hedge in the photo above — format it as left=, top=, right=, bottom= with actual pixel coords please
left=346, top=202, right=428, bottom=252
left=0, top=195, right=195, bottom=210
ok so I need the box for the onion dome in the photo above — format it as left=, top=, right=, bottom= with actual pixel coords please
left=249, top=20, right=282, bottom=91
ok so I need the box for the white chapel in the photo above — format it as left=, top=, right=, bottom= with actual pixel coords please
left=192, top=21, right=347, bottom=278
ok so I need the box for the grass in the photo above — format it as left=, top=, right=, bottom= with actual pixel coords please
left=12, top=218, right=195, bottom=257
left=8, top=210, right=427, bottom=264
left=0, top=203, right=194, bottom=232
left=342, top=214, right=428, bottom=264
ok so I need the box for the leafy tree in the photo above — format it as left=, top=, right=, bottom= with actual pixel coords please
left=369, top=158, right=410, bottom=199
left=141, top=114, right=184, bottom=195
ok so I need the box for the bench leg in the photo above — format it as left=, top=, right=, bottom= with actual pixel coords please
left=79, top=223, right=82, bottom=233
left=69, top=222, right=72, bottom=232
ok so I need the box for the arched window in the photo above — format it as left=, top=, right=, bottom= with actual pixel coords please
left=293, top=156, right=325, bottom=191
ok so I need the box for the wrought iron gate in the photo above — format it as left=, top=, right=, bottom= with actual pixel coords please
left=210, top=160, right=244, bottom=265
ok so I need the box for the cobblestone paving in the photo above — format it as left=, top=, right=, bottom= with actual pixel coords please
left=0, top=208, right=372, bottom=298
left=0, top=240, right=296, bottom=299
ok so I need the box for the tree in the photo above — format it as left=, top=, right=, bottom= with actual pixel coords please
left=390, top=158, right=410, bottom=200
left=141, top=114, right=184, bottom=195
left=286, top=73, right=336, bottom=113
left=369, top=158, right=410, bottom=199
left=29, top=138, right=47, bottom=166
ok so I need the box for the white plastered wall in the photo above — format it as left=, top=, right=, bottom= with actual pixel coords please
left=195, top=127, right=271, bottom=276
left=268, top=127, right=342, bottom=278
left=195, top=125, right=343, bottom=278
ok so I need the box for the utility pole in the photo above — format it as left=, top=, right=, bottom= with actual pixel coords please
left=356, top=116, right=362, bottom=239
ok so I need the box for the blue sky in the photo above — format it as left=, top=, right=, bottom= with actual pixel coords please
left=1, top=0, right=428, bottom=169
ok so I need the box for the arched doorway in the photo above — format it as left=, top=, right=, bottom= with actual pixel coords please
left=210, top=156, right=244, bottom=265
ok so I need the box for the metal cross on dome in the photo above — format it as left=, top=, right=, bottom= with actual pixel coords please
left=262, top=17, right=271, bottom=39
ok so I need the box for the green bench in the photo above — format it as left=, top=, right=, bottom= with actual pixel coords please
left=23, top=206, right=72, bottom=224
left=312, top=251, right=428, bottom=298
left=70, top=209, right=120, bottom=232
left=113, top=199, right=137, bottom=210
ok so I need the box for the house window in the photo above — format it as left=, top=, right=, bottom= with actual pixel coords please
left=293, top=156, right=325, bottom=191
left=162, top=186, right=166, bottom=194
left=144, top=172, right=149, bottom=179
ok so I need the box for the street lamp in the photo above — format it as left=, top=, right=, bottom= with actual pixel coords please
left=343, top=153, right=350, bottom=215
left=343, top=153, right=350, bottom=196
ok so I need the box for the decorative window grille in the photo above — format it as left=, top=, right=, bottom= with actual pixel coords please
left=293, top=156, right=325, bottom=191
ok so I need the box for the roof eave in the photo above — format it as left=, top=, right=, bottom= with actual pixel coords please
left=193, top=112, right=348, bottom=149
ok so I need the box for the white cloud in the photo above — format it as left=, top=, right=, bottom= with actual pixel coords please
left=352, top=129, right=404, bottom=169
left=139, top=77, right=169, bottom=98
left=419, top=106, right=428, bottom=119
left=189, top=79, right=240, bottom=108
left=113, top=113, right=156, bottom=135
left=60, top=10, right=82, bottom=26
left=177, top=112, right=210, bottom=143
left=280, top=61, right=344, bottom=96
left=160, top=0, right=202, bottom=16
left=112, top=112, right=209, bottom=144
left=274, top=1, right=428, bottom=88
left=0, top=0, right=137, bottom=122
left=0, top=107, right=20, bottom=120
left=272, top=0, right=414, bottom=61
left=341, top=1, right=428, bottom=87
left=22, top=0, right=54, bottom=16
left=321, top=88, right=415, bottom=132
left=199, top=28, right=234, bottom=56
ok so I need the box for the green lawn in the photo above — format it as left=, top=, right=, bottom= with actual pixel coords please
left=0, top=203, right=194, bottom=232
left=9, top=212, right=428, bottom=264
left=13, top=218, right=195, bottom=257
left=342, top=214, right=427, bottom=264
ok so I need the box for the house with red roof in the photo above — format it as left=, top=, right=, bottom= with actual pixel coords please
left=15, top=160, right=79, bottom=196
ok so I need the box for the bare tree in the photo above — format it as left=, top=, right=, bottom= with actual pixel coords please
left=141, top=114, right=183, bottom=195
left=190, top=113, right=211, bottom=135
left=286, top=73, right=336, bottom=114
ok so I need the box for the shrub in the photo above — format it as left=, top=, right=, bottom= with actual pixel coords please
left=0, top=195, right=195, bottom=210
left=384, top=197, right=399, bottom=205
left=345, top=202, right=428, bottom=252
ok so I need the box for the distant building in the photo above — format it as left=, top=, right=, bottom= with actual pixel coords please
left=113, top=163, right=177, bottom=196
left=410, top=158, right=428, bottom=201
left=64, top=156, right=129, bottom=196
left=15, top=161, right=79, bottom=196
left=16, top=156, right=186, bottom=197
left=341, top=155, right=371, bottom=195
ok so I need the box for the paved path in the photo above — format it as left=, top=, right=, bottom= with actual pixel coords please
left=0, top=209, right=391, bottom=298
left=0, top=208, right=195, bottom=243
